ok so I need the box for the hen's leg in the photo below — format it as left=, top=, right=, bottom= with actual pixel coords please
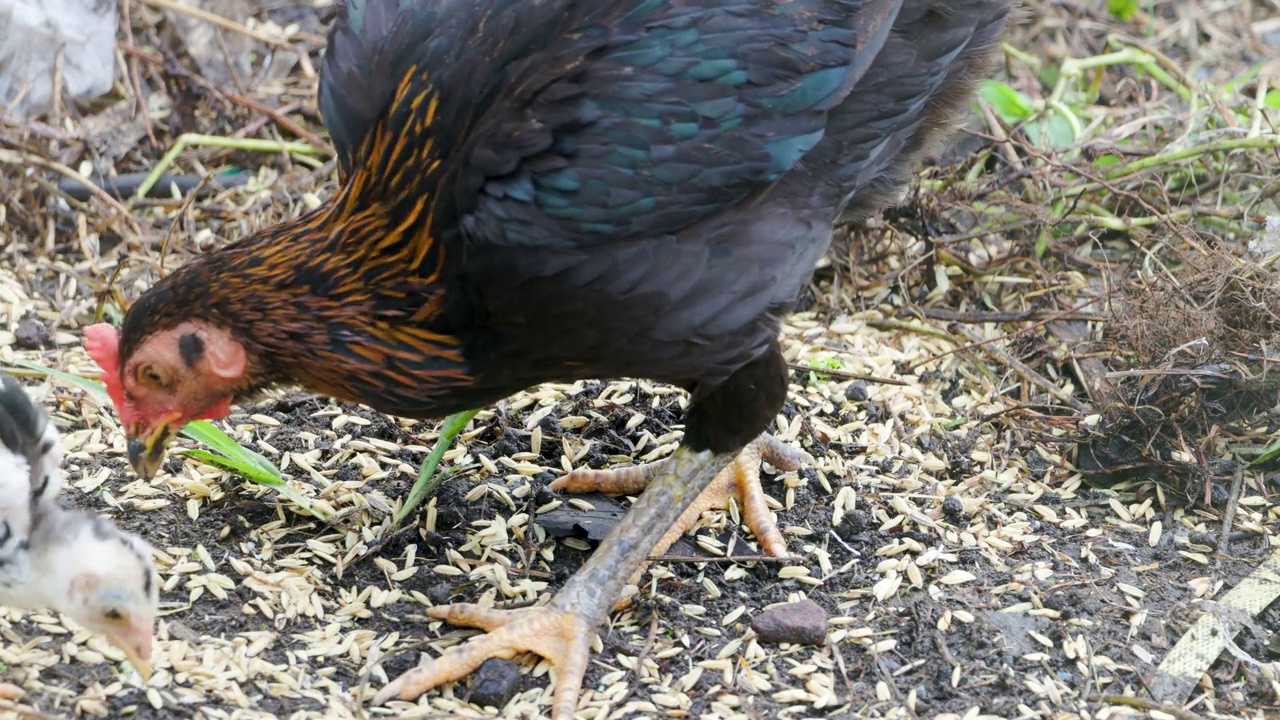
left=374, top=446, right=736, bottom=716
left=552, top=433, right=811, bottom=600
left=374, top=345, right=790, bottom=720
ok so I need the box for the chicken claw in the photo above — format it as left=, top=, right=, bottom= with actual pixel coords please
left=374, top=602, right=593, bottom=716
left=552, top=433, right=812, bottom=572
left=375, top=447, right=736, bottom=719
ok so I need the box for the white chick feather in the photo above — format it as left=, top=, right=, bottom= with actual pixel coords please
left=0, top=373, right=158, bottom=679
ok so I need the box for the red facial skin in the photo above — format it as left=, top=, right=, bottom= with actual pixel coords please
left=84, top=322, right=243, bottom=466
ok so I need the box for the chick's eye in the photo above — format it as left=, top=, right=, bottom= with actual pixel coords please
left=103, top=608, right=123, bottom=621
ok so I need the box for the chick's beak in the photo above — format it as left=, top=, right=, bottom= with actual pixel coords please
left=106, top=621, right=154, bottom=680
left=127, top=415, right=179, bottom=480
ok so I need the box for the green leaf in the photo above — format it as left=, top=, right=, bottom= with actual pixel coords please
left=807, top=357, right=845, bottom=371
left=1035, top=231, right=1049, bottom=260
left=4, top=358, right=326, bottom=519
left=1092, top=154, right=1123, bottom=168
left=179, top=420, right=281, bottom=481
left=1037, top=65, right=1061, bottom=90
left=394, top=408, right=480, bottom=527
left=1084, top=67, right=1105, bottom=104
left=177, top=448, right=326, bottom=520
left=979, top=80, right=1034, bottom=124
left=1222, top=62, right=1265, bottom=95
left=174, top=421, right=329, bottom=518
left=1044, top=113, right=1078, bottom=149
left=3, top=359, right=109, bottom=400
left=1107, top=0, right=1139, bottom=20
left=1266, top=89, right=1280, bottom=110
left=805, top=356, right=844, bottom=385
left=177, top=448, right=276, bottom=485
left=1022, top=122, right=1042, bottom=146
left=1246, top=440, right=1280, bottom=466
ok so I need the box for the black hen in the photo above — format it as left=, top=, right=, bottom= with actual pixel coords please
left=86, top=1, right=1012, bottom=716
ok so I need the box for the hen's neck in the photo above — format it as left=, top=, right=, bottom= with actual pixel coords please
left=158, top=200, right=469, bottom=410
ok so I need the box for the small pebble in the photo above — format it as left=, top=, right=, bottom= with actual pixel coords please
left=751, top=598, right=828, bottom=646
left=426, top=584, right=452, bottom=605
left=467, top=658, right=521, bottom=709
left=14, top=317, right=49, bottom=349
left=941, top=494, right=965, bottom=521
left=844, top=380, right=869, bottom=402
left=534, top=484, right=556, bottom=506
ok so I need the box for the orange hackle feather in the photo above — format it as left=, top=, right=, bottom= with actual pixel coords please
left=99, top=65, right=473, bottom=422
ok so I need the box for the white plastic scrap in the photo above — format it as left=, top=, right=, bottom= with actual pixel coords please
left=0, top=0, right=118, bottom=117
left=1248, top=216, right=1280, bottom=259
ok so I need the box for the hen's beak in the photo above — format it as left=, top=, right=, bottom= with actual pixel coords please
left=127, top=416, right=178, bottom=480
left=105, top=621, right=154, bottom=680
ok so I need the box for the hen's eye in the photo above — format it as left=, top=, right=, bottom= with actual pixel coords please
left=136, top=363, right=168, bottom=388
left=103, top=608, right=123, bottom=621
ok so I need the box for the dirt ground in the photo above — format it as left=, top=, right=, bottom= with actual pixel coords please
left=2, top=1, right=1279, bottom=719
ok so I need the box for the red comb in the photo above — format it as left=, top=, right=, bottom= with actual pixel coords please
left=83, top=323, right=140, bottom=427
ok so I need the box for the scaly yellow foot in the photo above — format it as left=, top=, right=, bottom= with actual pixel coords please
left=374, top=446, right=739, bottom=720
left=551, top=433, right=812, bottom=593
left=373, top=603, right=592, bottom=717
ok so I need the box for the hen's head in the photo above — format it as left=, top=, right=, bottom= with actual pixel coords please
left=85, top=318, right=246, bottom=479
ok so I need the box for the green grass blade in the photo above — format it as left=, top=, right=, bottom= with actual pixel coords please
left=178, top=449, right=327, bottom=520
left=1245, top=441, right=1280, bottom=466
left=177, top=448, right=277, bottom=485
left=393, top=408, right=480, bottom=527
left=4, top=359, right=109, bottom=400
left=179, top=420, right=282, bottom=480
left=4, top=358, right=326, bottom=518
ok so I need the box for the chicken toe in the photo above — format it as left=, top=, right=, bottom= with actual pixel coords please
left=374, top=602, right=593, bottom=717
left=552, top=433, right=812, bottom=573
left=376, top=446, right=737, bottom=720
